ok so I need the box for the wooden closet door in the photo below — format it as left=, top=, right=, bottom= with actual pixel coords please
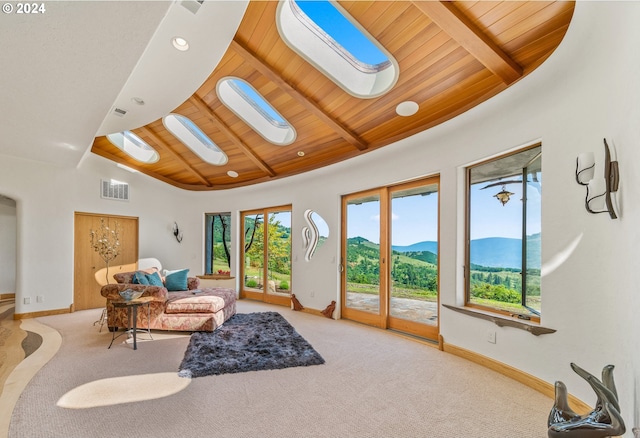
left=73, top=213, right=138, bottom=311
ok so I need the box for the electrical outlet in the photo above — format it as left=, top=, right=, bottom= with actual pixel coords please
left=487, top=330, right=496, bottom=344
left=37, top=295, right=44, bottom=303
left=24, top=297, right=31, bottom=304
left=310, top=290, right=315, bottom=297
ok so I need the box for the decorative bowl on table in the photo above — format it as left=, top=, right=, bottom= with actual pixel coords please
left=119, top=289, right=143, bottom=301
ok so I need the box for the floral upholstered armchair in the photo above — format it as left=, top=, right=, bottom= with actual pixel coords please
left=101, top=267, right=200, bottom=330
left=100, top=266, right=236, bottom=332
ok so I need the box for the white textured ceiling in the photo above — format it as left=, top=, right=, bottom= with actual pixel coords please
left=0, top=0, right=247, bottom=167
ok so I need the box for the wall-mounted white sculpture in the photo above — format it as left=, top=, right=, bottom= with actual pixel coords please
left=302, top=210, right=328, bottom=261
left=575, top=139, right=619, bottom=219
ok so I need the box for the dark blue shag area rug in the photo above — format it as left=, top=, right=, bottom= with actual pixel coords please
left=178, top=312, right=324, bottom=378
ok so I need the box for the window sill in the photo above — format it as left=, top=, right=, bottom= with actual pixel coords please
left=442, top=304, right=556, bottom=336
left=197, top=275, right=235, bottom=280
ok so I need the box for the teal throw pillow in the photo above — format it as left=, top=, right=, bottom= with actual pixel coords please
left=164, top=269, right=189, bottom=291
left=132, top=271, right=150, bottom=285
left=145, top=271, right=164, bottom=287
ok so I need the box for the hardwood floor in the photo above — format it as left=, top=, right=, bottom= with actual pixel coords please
left=0, top=296, right=24, bottom=394
left=1, top=295, right=24, bottom=438
left=0, top=295, right=54, bottom=438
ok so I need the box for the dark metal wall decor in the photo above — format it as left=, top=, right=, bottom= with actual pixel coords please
left=548, top=363, right=625, bottom=437
left=575, top=138, right=620, bottom=219
left=172, top=222, right=183, bottom=243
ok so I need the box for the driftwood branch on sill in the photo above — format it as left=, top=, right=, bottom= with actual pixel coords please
left=442, top=304, right=556, bottom=336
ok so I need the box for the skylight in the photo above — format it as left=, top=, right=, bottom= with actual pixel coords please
left=276, top=0, right=399, bottom=98
left=217, top=77, right=296, bottom=146
left=106, top=131, right=159, bottom=164
left=162, top=114, right=228, bottom=166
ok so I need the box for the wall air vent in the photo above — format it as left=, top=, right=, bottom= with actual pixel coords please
left=112, top=107, right=127, bottom=118
left=101, top=179, right=129, bottom=201
left=181, top=0, right=204, bottom=15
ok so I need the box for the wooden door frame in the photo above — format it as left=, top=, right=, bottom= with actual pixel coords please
left=239, top=205, right=292, bottom=307
left=386, top=176, right=440, bottom=340
left=340, top=176, right=440, bottom=340
left=340, top=188, right=387, bottom=329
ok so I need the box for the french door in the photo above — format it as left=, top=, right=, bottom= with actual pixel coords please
left=341, top=177, right=439, bottom=340
left=240, top=205, right=292, bottom=307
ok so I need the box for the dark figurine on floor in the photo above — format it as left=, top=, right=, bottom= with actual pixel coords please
left=321, top=301, right=336, bottom=319
left=291, top=294, right=304, bottom=311
left=548, top=363, right=625, bottom=438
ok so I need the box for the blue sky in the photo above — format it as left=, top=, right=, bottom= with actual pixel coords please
left=269, top=182, right=539, bottom=246
left=232, top=79, right=286, bottom=124
left=470, top=181, right=541, bottom=240
left=346, top=180, right=541, bottom=245
left=295, top=0, right=388, bottom=66
left=390, top=193, right=439, bottom=245
left=347, top=193, right=439, bottom=246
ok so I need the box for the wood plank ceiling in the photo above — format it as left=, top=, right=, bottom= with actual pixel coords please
left=91, top=0, right=575, bottom=190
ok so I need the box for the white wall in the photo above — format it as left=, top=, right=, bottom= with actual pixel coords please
left=0, top=1, right=638, bottom=434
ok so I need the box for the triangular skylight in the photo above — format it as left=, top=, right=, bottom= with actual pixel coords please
left=217, top=77, right=296, bottom=146
left=163, top=114, right=228, bottom=166
left=106, top=131, right=159, bottom=164
left=276, top=0, right=399, bottom=98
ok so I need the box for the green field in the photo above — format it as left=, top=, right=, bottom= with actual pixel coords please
left=346, top=237, right=539, bottom=314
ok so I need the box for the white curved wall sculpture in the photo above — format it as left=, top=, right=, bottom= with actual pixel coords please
left=302, top=209, right=319, bottom=262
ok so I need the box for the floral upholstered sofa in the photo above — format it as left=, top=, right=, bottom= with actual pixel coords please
left=100, top=268, right=236, bottom=332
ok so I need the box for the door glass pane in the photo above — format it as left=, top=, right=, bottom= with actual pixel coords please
left=267, top=210, right=292, bottom=295
left=390, top=184, right=439, bottom=325
left=244, top=213, right=263, bottom=292
left=345, top=195, right=380, bottom=314
left=524, top=154, right=542, bottom=312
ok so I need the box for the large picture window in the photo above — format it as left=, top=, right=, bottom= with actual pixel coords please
left=205, top=213, right=231, bottom=275
left=466, top=145, right=541, bottom=318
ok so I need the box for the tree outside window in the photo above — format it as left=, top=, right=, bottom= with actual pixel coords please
left=242, top=207, right=292, bottom=296
left=205, top=213, right=231, bottom=275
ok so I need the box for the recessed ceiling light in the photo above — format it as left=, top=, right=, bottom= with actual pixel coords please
left=227, top=170, right=239, bottom=178
left=131, top=97, right=145, bottom=106
left=396, top=101, right=419, bottom=117
left=297, top=151, right=305, bottom=157
left=172, top=37, right=189, bottom=52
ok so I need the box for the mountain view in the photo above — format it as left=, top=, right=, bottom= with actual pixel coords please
left=392, top=234, right=541, bottom=269
left=349, top=234, right=540, bottom=311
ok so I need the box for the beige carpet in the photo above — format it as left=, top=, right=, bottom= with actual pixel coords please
left=8, top=300, right=553, bottom=437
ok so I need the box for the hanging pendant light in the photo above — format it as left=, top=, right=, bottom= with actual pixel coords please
left=494, top=185, right=515, bottom=206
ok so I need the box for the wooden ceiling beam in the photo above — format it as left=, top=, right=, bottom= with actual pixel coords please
left=230, top=39, right=368, bottom=151
left=137, top=126, right=212, bottom=187
left=188, top=95, right=277, bottom=177
left=91, top=148, right=201, bottom=188
left=411, top=1, right=522, bottom=84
